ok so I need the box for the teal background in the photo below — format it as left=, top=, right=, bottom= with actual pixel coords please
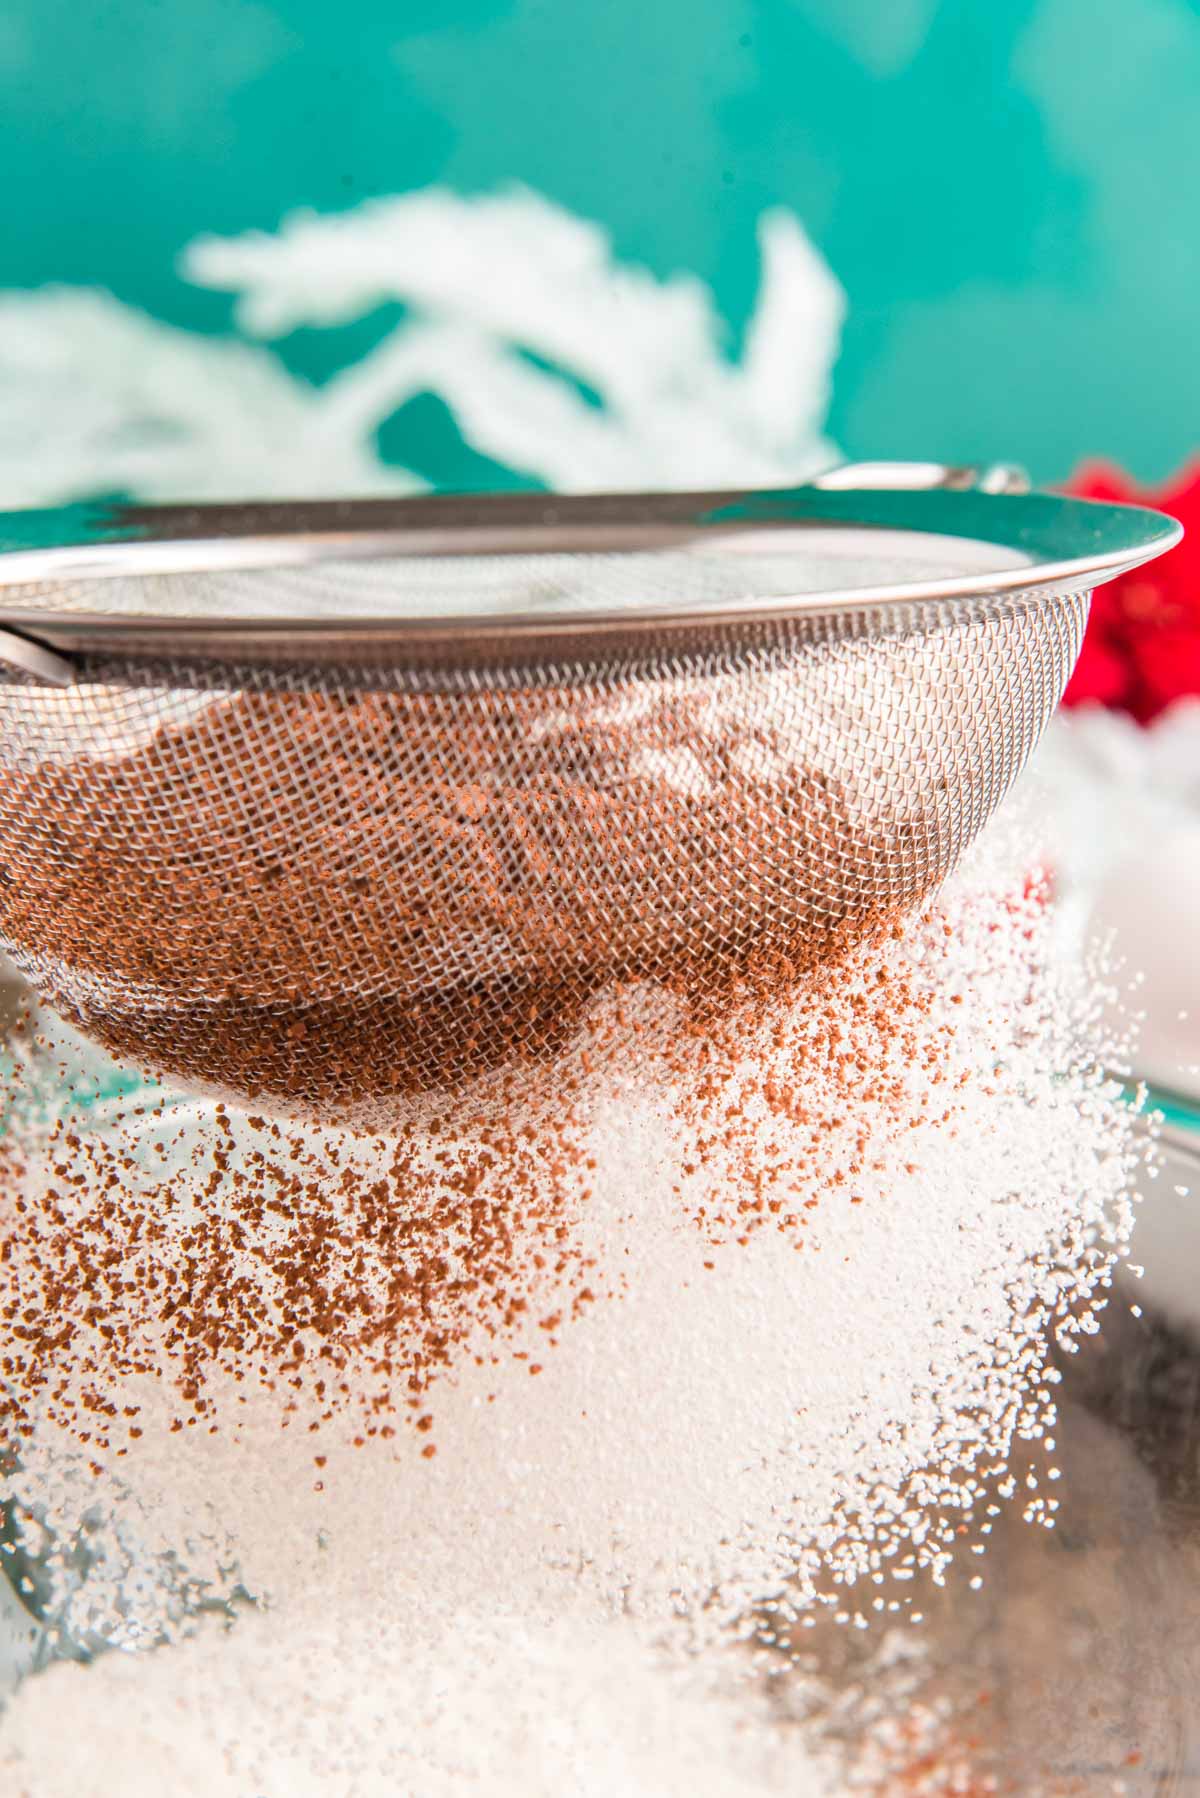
left=2, top=0, right=1199, bottom=487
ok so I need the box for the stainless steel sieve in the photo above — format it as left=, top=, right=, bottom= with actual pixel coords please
left=0, top=464, right=1180, bottom=1115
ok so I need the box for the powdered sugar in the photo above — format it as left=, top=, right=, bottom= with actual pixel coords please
left=0, top=816, right=1140, bottom=1793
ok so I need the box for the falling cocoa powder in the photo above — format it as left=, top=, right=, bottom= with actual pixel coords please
left=0, top=926, right=960, bottom=1460
left=0, top=1058, right=605, bottom=1456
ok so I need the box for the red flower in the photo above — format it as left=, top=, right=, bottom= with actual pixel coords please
left=1062, top=459, right=1200, bottom=723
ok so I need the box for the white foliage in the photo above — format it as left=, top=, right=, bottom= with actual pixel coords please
left=0, top=188, right=843, bottom=507
left=0, top=288, right=406, bottom=507
left=185, top=187, right=845, bottom=489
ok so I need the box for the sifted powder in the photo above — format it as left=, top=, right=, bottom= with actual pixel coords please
left=0, top=815, right=1141, bottom=1793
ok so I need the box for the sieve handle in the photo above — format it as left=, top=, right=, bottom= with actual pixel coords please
left=0, top=626, right=76, bottom=687
left=811, top=461, right=1031, bottom=495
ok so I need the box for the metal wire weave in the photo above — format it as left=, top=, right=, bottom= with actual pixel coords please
left=0, top=585, right=1088, bottom=1113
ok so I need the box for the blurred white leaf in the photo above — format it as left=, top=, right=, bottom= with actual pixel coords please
left=0, top=187, right=843, bottom=504
left=0, top=287, right=413, bottom=505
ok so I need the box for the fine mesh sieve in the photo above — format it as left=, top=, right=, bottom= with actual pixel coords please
left=0, top=468, right=1180, bottom=1117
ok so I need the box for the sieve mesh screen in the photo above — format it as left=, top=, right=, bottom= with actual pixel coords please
left=0, top=585, right=1087, bottom=1116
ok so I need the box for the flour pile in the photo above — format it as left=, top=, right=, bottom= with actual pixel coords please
left=0, top=811, right=1139, bottom=1796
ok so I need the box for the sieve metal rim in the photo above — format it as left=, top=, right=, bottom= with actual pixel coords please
left=0, top=470, right=1180, bottom=684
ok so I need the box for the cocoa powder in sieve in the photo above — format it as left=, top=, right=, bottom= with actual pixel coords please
left=0, top=676, right=902, bottom=1112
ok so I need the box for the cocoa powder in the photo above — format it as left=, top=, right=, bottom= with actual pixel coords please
left=0, top=672, right=903, bottom=1112
left=0, top=1066, right=604, bottom=1456
left=0, top=912, right=956, bottom=1461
